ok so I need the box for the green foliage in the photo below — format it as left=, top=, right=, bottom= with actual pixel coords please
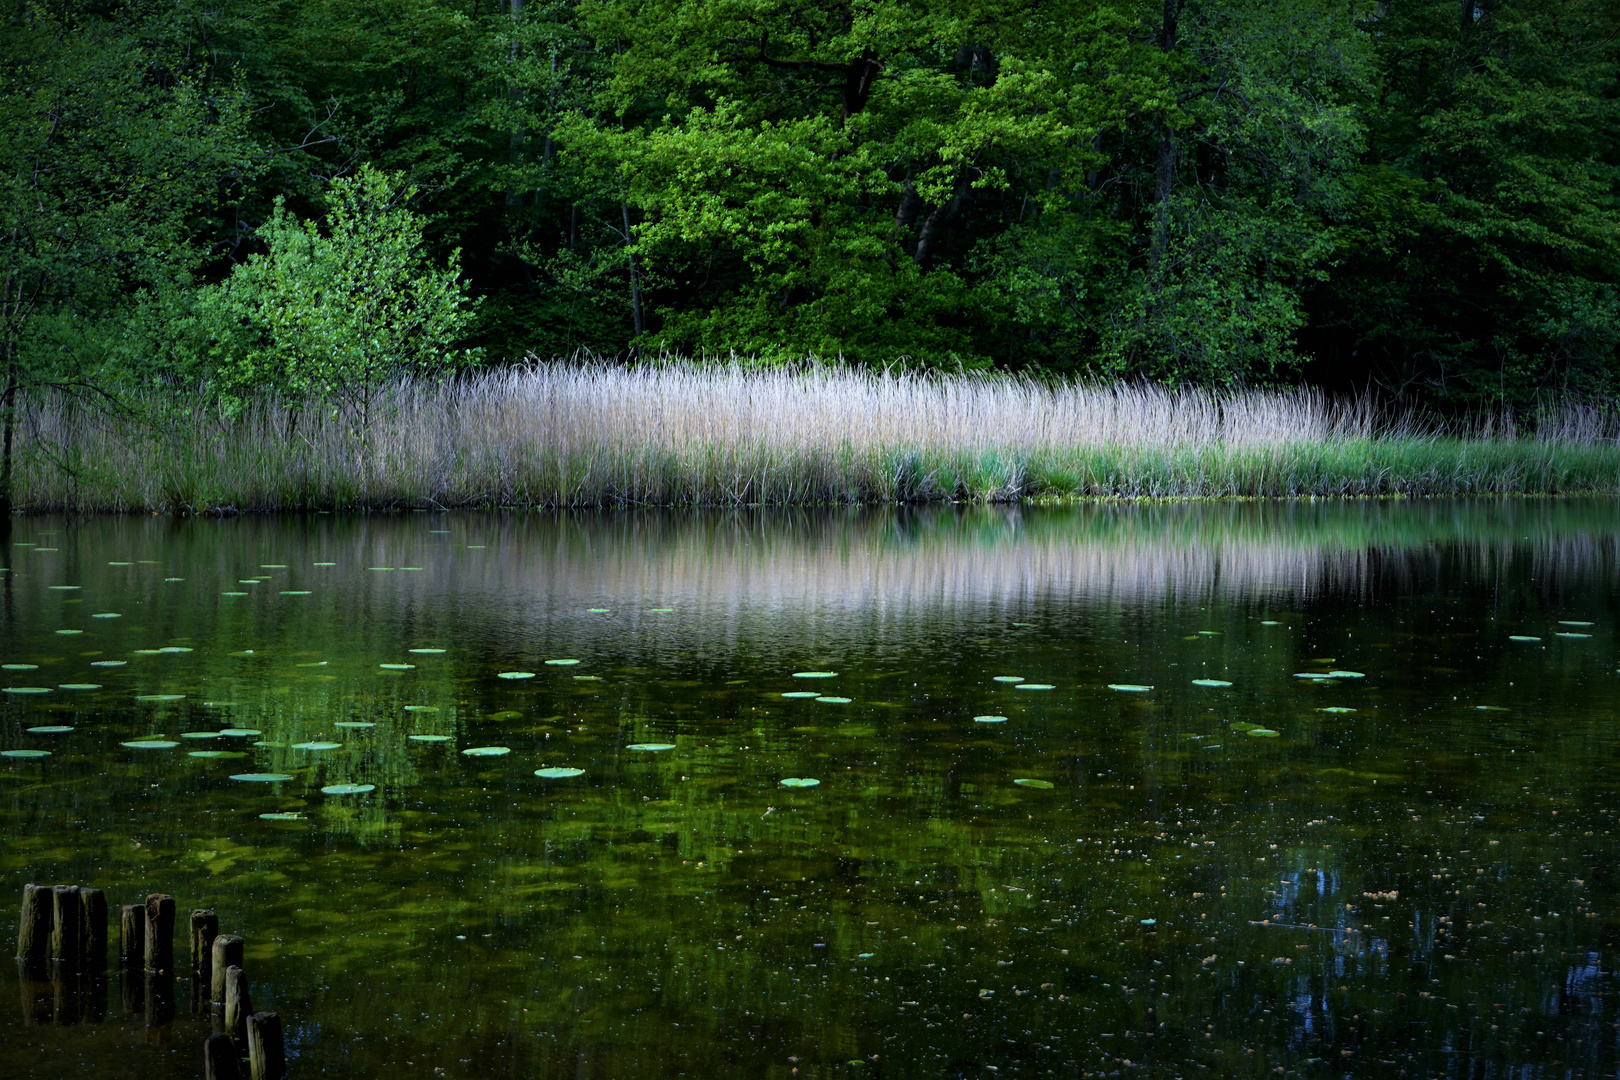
left=203, top=166, right=480, bottom=422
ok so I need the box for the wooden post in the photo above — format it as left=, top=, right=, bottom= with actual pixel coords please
left=51, top=965, right=79, bottom=1025
left=79, top=887, right=106, bottom=969
left=144, top=893, right=175, bottom=973
left=144, top=970, right=174, bottom=1027
left=190, top=909, right=219, bottom=981
left=246, top=1012, right=287, bottom=1080
left=204, top=1032, right=242, bottom=1080
left=15, top=883, right=50, bottom=967
left=223, top=964, right=251, bottom=1039
left=210, top=934, right=244, bottom=1004
left=119, top=904, right=146, bottom=964
left=49, top=885, right=80, bottom=967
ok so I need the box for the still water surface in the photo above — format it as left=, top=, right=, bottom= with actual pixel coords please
left=2, top=502, right=1619, bottom=1078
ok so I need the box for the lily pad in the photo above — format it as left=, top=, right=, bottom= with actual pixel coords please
left=1013, top=778, right=1055, bottom=789
left=1260, top=620, right=1281, bottom=625
left=1317, top=707, right=1357, bottom=714
left=2, top=664, right=38, bottom=670
left=90, top=661, right=126, bottom=667
left=626, top=743, right=676, bottom=752
left=91, top=613, right=121, bottom=619
left=135, top=694, right=185, bottom=702
left=779, top=777, right=821, bottom=788
left=158, top=647, right=193, bottom=653
left=573, top=675, right=603, bottom=681
left=1327, top=670, right=1365, bottom=679
left=321, top=784, right=375, bottom=795
left=1247, top=728, right=1280, bottom=738
left=27, top=726, right=73, bottom=733
left=293, top=742, right=343, bottom=751
left=1106, top=684, right=1151, bottom=692
left=1508, top=635, right=1541, bottom=642
left=815, top=696, right=853, bottom=704
left=1559, top=620, right=1595, bottom=626
left=1016, top=683, right=1056, bottom=691
left=280, top=590, right=313, bottom=596
left=55, top=630, right=83, bottom=635
left=123, top=740, right=179, bottom=749
left=47, top=585, right=80, bottom=590
left=3, top=687, right=51, bottom=694
left=379, top=663, right=415, bottom=670
left=221, top=591, right=248, bottom=596
left=991, top=676, right=1025, bottom=683
left=333, top=722, right=375, bottom=728
left=180, top=731, right=222, bottom=739
left=219, top=729, right=262, bottom=737
left=258, top=812, right=304, bottom=821
left=535, top=767, right=585, bottom=779
left=230, top=773, right=295, bottom=782
left=1292, top=672, right=1333, bottom=680
left=1229, top=721, right=1260, bottom=732
left=497, top=671, right=535, bottom=680
left=462, top=746, right=510, bottom=756
left=545, top=659, right=581, bottom=666
left=792, top=672, right=838, bottom=679
left=188, top=751, right=247, bottom=759
left=403, top=705, right=439, bottom=712
left=1190, top=679, right=1232, bottom=688
left=974, top=715, right=1008, bottom=723
left=1475, top=705, right=1509, bottom=712
left=2, top=749, right=51, bottom=758
left=1556, top=633, right=1593, bottom=639
left=781, top=691, right=820, bottom=699
left=409, top=648, right=447, bottom=654
left=57, top=683, right=100, bottom=690
left=408, top=735, right=452, bottom=743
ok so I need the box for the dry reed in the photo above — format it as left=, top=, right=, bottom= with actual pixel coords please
left=11, top=362, right=1620, bottom=512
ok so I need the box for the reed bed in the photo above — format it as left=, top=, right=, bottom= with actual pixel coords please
left=12, top=362, right=1620, bottom=512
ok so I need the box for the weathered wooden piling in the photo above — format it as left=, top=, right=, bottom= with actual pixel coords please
left=49, top=885, right=80, bottom=966
left=210, top=934, right=244, bottom=1004
left=144, top=893, right=175, bottom=973
left=224, top=964, right=252, bottom=1039
left=204, top=1031, right=242, bottom=1080
left=16, top=884, right=51, bottom=967
left=246, top=1012, right=287, bottom=1080
left=191, top=909, right=219, bottom=980
left=144, top=970, right=175, bottom=1027
left=119, top=904, right=145, bottom=964
left=79, top=888, right=106, bottom=968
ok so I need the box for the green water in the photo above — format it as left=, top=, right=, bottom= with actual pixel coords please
left=2, top=502, right=1619, bottom=1078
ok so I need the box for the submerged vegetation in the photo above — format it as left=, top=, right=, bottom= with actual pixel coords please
left=11, top=364, right=1620, bottom=512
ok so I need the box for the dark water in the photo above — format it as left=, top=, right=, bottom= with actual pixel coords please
left=2, top=502, right=1619, bottom=1079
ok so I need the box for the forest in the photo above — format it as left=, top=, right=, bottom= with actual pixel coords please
left=2, top=0, right=1618, bottom=412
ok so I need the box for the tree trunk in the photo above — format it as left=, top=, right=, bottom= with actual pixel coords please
left=913, top=176, right=974, bottom=270
left=0, top=358, right=16, bottom=518
left=620, top=193, right=643, bottom=353
left=505, top=0, right=527, bottom=209
left=1149, top=0, right=1181, bottom=271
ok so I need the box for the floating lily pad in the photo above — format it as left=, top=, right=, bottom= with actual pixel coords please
left=535, top=767, right=585, bottom=779
left=180, top=731, right=222, bottom=739
left=1106, top=684, right=1150, bottom=692
left=462, top=746, right=510, bottom=757
left=992, top=676, right=1025, bottom=683
left=1196, top=631, right=1220, bottom=636
left=313, top=561, right=336, bottom=566
left=1509, top=635, right=1541, bottom=642
left=258, top=812, right=305, bottom=821
left=1191, top=679, right=1232, bottom=688
left=792, top=672, right=838, bottom=679
left=408, top=648, right=447, bottom=654
left=188, top=751, right=247, bottom=759
left=544, top=659, right=580, bottom=666
left=626, top=743, right=676, bottom=751
left=815, top=696, right=852, bottom=704
left=47, top=585, right=80, bottom=591
left=1013, top=778, right=1055, bottom=789
left=408, top=734, right=452, bottom=742
left=27, top=726, right=73, bottom=733
left=219, top=729, right=261, bottom=737
left=403, top=705, right=438, bottom=712
left=123, top=740, right=179, bottom=749
left=497, top=671, right=535, bottom=680
left=1556, top=633, right=1593, bottom=639
left=90, top=661, right=126, bottom=667
left=159, top=647, right=193, bottom=654
left=55, top=630, right=83, bottom=636
left=781, top=691, right=820, bottom=699
left=2, top=749, right=50, bottom=759
left=779, top=777, right=821, bottom=788
left=974, top=715, right=1008, bottom=723
left=1229, top=721, right=1260, bottom=731
left=1015, top=683, right=1057, bottom=691
left=296, top=661, right=327, bottom=668
left=1559, top=620, right=1595, bottom=626
left=280, top=590, right=312, bottom=596
left=135, top=694, right=185, bottom=702
left=260, top=564, right=288, bottom=569
left=1247, top=728, right=1280, bottom=738
left=1318, top=707, right=1357, bottom=714
left=1292, top=672, right=1333, bottom=680
left=221, top=591, right=248, bottom=596
left=379, top=663, right=415, bottom=670
left=321, top=784, right=375, bottom=795
left=1327, top=670, right=1365, bottom=679
left=293, top=742, right=342, bottom=751
left=587, top=608, right=610, bottom=614
left=91, top=613, right=121, bottom=619
left=3, top=687, right=50, bottom=694
left=1475, top=705, right=1509, bottom=712
left=57, top=683, right=100, bottom=690
left=230, top=773, right=294, bottom=782
left=573, top=675, right=602, bottom=681
left=333, top=722, right=375, bottom=729
left=2, top=664, right=38, bottom=670
left=649, top=608, right=674, bottom=613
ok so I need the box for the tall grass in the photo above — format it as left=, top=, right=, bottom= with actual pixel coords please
left=12, top=362, right=1620, bottom=512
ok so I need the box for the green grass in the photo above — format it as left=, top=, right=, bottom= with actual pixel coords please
left=9, top=364, right=1620, bottom=511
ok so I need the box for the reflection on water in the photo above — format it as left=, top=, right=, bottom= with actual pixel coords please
left=2, top=501, right=1619, bottom=1078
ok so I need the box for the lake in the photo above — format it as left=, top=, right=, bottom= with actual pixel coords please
left=2, top=500, right=1617, bottom=1078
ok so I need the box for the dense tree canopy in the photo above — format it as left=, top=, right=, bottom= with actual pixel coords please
left=2, top=0, right=1617, bottom=404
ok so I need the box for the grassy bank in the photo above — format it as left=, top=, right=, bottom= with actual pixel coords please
left=12, top=363, right=1620, bottom=511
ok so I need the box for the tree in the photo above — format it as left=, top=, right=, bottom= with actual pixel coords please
left=204, top=165, right=480, bottom=430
